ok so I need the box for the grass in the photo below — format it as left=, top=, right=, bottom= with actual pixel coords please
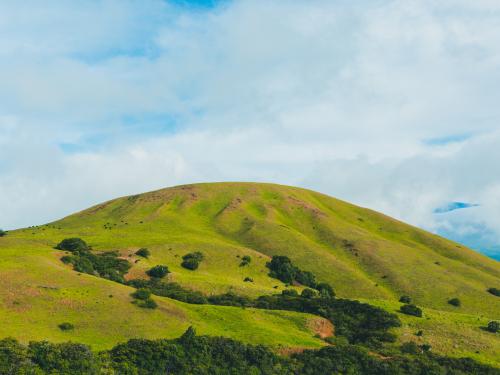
left=0, top=182, right=498, bottom=364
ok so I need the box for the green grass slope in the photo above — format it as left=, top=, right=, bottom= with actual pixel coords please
left=0, top=182, right=498, bottom=364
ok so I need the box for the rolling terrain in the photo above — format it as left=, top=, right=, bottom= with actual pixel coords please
left=0, top=182, right=499, bottom=365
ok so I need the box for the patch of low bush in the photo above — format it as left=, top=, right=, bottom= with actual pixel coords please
left=400, top=304, right=423, bottom=317
left=487, top=287, right=500, bottom=297
left=135, top=248, right=151, bottom=258
left=146, top=265, right=170, bottom=279
left=55, top=238, right=90, bottom=253
left=58, top=322, right=74, bottom=331
left=240, top=255, right=251, bottom=266
left=399, top=295, right=411, bottom=304
left=448, top=298, right=461, bottom=307
left=181, top=252, right=204, bottom=270
left=486, top=321, right=499, bottom=333
left=0, top=229, right=7, bottom=237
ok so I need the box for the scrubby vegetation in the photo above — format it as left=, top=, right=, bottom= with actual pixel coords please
left=135, top=248, right=151, bottom=258
left=58, top=322, right=74, bottom=331
left=488, top=287, right=500, bottom=297
left=0, top=229, right=6, bottom=237
left=128, top=278, right=208, bottom=304
left=57, top=238, right=131, bottom=283
left=400, top=304, right=423, bottom=317
left=146, top=265, right=170, bottom=279
left=448, top=298, right=461, bottom=307
left=399, top=295, right=411, bottom=304
left=240, top=255, right=251, bottom=267
left=487, top=321, right=499, bottom=333
left=181, top=252, right=204, bottom=270
left=1, top=329, right=498, bottom=375
left=267, top=255, right=316, bottom=288
left=55, top=237, right=90, bottom=252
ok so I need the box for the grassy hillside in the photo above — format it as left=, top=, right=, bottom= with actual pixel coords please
left=0, top=182, right=498, bottom=364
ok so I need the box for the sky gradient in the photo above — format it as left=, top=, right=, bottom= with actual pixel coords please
left=1, top=0, right=500, bottom=260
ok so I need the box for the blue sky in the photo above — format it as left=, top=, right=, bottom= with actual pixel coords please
left=0, top=0, right=500, bottom=260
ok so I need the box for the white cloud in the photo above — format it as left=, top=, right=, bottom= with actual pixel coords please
left=0, top=0, right=499, bottom=257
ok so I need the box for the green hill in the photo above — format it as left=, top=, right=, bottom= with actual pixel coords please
left=0, top=182, right=499, bottom=365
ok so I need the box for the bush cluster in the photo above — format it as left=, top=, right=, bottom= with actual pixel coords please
left=135, top=248, right=151, bottom=258
left=2, top=331, right=498, bottom=375
left=57, top=238, right=131, bottom=284
left=487, top=287, right=500, bottom=297
left=267, top=256, right=317, bottom=288
left=240, top=255, right=251, bottom=267
left=146, top=265, right=170, bottom=279
left=181, top=252, right=204, bottom=270
left=400, top=304, right=423, bottom=317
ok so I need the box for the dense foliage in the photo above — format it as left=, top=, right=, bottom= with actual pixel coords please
left=400, top=304, right=423, bottom=317
left=61, top=249, right=131, bottom=283
left=0, top=229, right=6, bottom=237
left=240, top=255, right=251, bottom=267
left=55, top=237, right=90, bottom=252
left=135, top=248, right=151, bottom=258
left=1, top=331, right=498, bottom=375
left=146, top=265, right=170, bottom=279
left=488, top=287, right=500, bottom=297
left=266, top=256, right=316, bottom=288
left=128, top=278, right=208, bottom=304
left=487, top=321, right=499, bottom=333
left=181, top=252, right=204, bottom=270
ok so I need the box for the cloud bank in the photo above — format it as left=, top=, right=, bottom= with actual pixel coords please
left=0, top=0, right=500, bottom=258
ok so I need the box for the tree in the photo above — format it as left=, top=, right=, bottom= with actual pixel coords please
left=486, top=321, right=499, bottom=333
left=181, top=252, right=204, bottom=271
left=487, top=287, right=500, bottom=297
left=399, top=295, right=411, bottom=304
left=240, top=255, right=251, bottom=266
left=448, top=298, right=461, bottom=307
left=55, top=238, right=89, bottom=253
left=301, top=288, right=317, bottom=299
left=146, top=265, right=170, bottom=279
left=0, top=229, right=7, bottom=237
left=400, top=304, right=422, bottom=317
left=135, top=248, right=151, bottom=258
left=131, top=288, right=151, bottom=300
left=401, top=341, right=421, bottom=354
left=58, top=322, right=75, bottom=331
left=317, top=283, right=335, bottom=299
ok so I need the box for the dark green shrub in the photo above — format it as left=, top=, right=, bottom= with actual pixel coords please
left=135, top=248, right=151, bottom=258
left=448, top=298, right=461, bottom=307
left=243, top=277, right=253, bottom=282
left=401, top=341, right=420, bottom=354
left=181, top=252, right=204, bottom=270
left=60, top=255, right=75, bottom=264
left=146, top=265, right=170, bottom=279
left=0, top=229, right=7, bottom=237
left=486, top=321, right=499, bottom=333
left=140, top=298, right=158, bottom=309
left=282, top=289, right=299, bottom=297
left=181, top=257, right=199, bottom=270
left=316, top=283, right=335, bottom=299
left=266, top=255, right=316, bottom=288
left=131, top=288, right=151, bottom=300
left=487, top=287, right=500, bottom=297
left=399, top=295, right=411, bottom=304
left=73, top=257, right=95, bottom=274
left=240, top=255, right=251, bottom=266
left=400, top=304, right=423, bottom=317
left=58, top=322, right=75, bottom=331
left=301, top=288, right=317, bottom=299
left=55, top=238, right=89, bottom=253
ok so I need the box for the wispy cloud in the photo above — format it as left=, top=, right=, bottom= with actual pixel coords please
left=0, top=0, right=499, bottom=258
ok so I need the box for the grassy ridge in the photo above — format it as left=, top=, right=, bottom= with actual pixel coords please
left=0, top=182, right=498, bottom=364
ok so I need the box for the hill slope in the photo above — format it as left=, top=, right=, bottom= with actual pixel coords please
left=0, top=182, right=499, bottom=364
